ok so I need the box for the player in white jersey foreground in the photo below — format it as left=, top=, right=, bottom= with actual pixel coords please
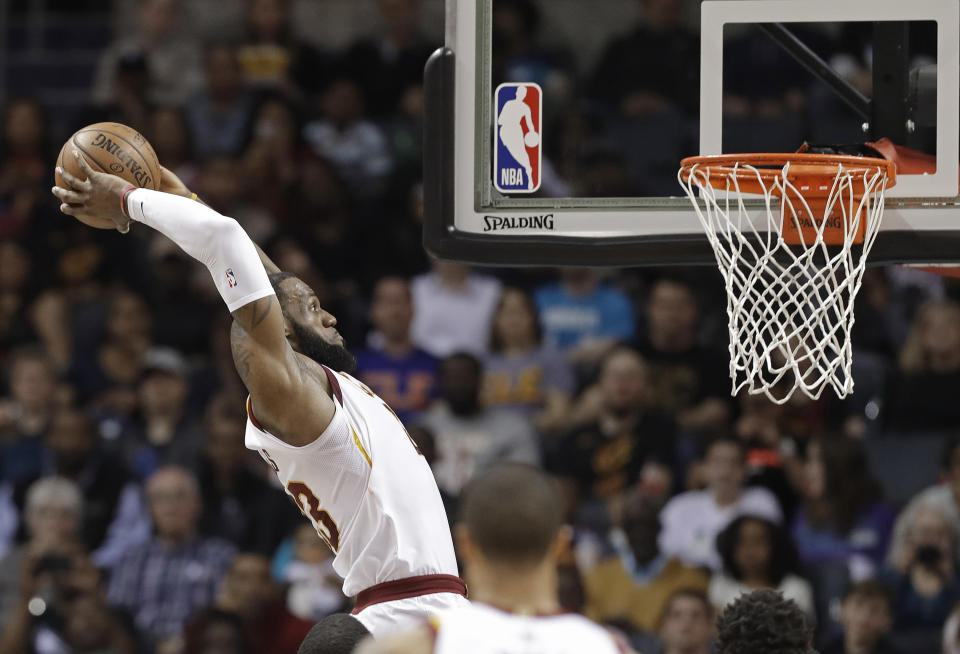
left=358, top=463, right=633, bottom=654
left=52, top=154, right=468, bottom=638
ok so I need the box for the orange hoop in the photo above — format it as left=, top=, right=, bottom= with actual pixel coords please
left=679, top=153, right=896, bottom=246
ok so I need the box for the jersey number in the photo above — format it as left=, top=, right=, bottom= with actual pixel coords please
left=354, top=377, right=423, bottom=456
left=287, top=481, right=341, bottom=552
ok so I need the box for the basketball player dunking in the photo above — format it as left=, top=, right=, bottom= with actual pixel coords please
left=52, top=154, right=469, bottom=636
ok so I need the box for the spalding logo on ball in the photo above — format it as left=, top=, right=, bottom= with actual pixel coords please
left=54, top=122, right=161, bottom=230
left=494, top=83, right=542, bottom=193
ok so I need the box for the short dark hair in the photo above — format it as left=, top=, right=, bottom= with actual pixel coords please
left=460, top=463, right=564, bottom=565
left=715, top=589, right=814, bottom=654
left=660, top=588, right=712, bottom=627
left=716, top=516, right=800, bottom=586
left=298, top=614, right=370, bottom=654
left=844, top=579, right=893, bottom=608
left=183, top=608, right=247, bottom=654
left=269, top=271, right=299, bottom=302
left=441, top=351, right=483, bottom=378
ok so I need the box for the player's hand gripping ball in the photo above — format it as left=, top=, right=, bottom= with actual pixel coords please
left=53, top=122, right=160, bottom=229
left=53, top=151, right=133, bottom=234
left=524, top=131, right=540, bottom=148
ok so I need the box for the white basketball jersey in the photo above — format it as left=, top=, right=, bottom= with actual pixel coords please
left=244, top=366, right=459, bottom=596
left=431, top=603, right=627, bottom=654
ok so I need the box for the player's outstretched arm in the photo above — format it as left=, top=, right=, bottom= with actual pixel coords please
left=53, top=153, right=333, bottom=442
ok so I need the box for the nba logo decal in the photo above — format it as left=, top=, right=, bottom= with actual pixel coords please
left=225, top=268, right=237, bottom=288
left=494, top=83, right=542, bottom=193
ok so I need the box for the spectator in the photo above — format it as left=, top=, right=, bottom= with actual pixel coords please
left=482, top=287, right=574, bottom=432
left=303, top=77, right=393, bottom=197
left=107, top=466, right=236, bottom=645
left=820, top=581, right=902, bottom=654
left=792, top=437, right=894, bottom=636
left=0, top=98, right=52, bottom=241
left=276, top=524, right=348, bottom=622
left=18, top=408, right=148, bottom=567
left=659, top=436, right=782, bottom=571
left=710, top=516, right=814, bottom=617
left=80, top=50, right=153, bottom=130
left=410, top=261, right=502, bottom=358
left=534, top=268, right=634, bottom=365
left=68, top=289, right=152, bottom=416
left=583, top=488, right=708, bottom=635
left=658, top=589, right=715, bottom=654
left=92, top=0, right=202, bottom=106
left=63, top=592, right=137, bottom=654
left=0, top=477, right=85, bottom=631
left=340, top=0, right=437, bottom=117
left=0, top=347, right=57, bottom=485
left=237, top=0, right=329, bottom=96
left=879, top=494, right=960, bottom=636
left=215, top=553, right=313, bottom=654
left=121, top=347, right=204, bottom=480
left=900, top=436, right=960, bottom=548
left=355, top=276, right=438, bottom=425
left=884, top=299, right=960, bottom=432
left=636, top=277, right=730, bottom=432
left=588, top=0, right=699, bottom=117
left=182, top=608, right=248, bottom=654
left=148, top=105, right=197, bottom=189
left=197, top=393, right=299, bottom=554
left=186, top=44, right=255, bottom=159
left=419, top=353, right=539, bottom=497
left=550, top=346, right=675, bottom=507
left=242, top=94, right=306, bottom=222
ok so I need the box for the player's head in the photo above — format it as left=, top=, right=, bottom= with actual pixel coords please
left=456, top=463, right=567, bottom=571
left=298, top=613, right=370, bottom=654
left=269, top=272, right=356, bottom=372
left=515, top=86, right=527, bottom=100
left=658, top=589, right=714, bottom=654
left=715, top=589, right=815, bottom=654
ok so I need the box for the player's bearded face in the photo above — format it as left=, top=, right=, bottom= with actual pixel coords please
left=290, top=320, right=357, bottom=373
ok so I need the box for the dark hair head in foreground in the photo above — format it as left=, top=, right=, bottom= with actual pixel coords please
left=298, top=613, right=370, bottom=654
left=715, top=589, right=815, bottom=654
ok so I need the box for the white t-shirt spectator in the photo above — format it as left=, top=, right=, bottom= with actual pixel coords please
left=658, top=488, right=783, bottom=571
left=410, top=272, right=502, bottom=358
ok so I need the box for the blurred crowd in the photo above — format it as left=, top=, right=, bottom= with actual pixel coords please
left=1, top=0, right=959, bottom=653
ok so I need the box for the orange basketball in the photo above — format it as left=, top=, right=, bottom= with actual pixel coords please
left=54, top=122, right=161, bottom=229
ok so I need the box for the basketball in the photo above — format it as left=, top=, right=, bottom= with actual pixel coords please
left=524, top=131, right=539, bottom=148
left=54, top=122, right=161, bottom=229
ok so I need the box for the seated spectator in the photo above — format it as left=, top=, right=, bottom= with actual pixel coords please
left=636, top=277, right=730, bottom=433
left=710, top=516, right=814, bottom=617
left=884, top=299, right=960, bottom=432
left=214, top=553, right=313, bottom=654
left=91, top=0, right=202, bottom=107
left=107, top=466, right=236, bottom=646
left=182, top=608, right=248, bottom=654
left=242, top=94, right=306, bottom=222
left=186, top=44, right=254, bottom=160
left=148, top=105, right=197, bottom=191
left=197, top=394, right=299, bottom=554
left=482, top=287, right=574, bottom=432
left=0, top=347, right=57, bottom=486
left=68, top=289, right=152, bottom=416
left=792, top=436, right=894, bottom=636
left=0, top=477, right=84, bottom=632
left=419, top=353, right=539, bottom=498
left=879, top=493, right=960, bottom=635
left=303, top=77, right=393, bottom=197
left=63, top=591, right=137, bottom=654
left=659, top=436, right=782, bottom=571
left=355, top=276, right=437, bottom=425
left=0, top=98, right=53, bottom=241
left=121, top=347, right=204, bottom=480
left=584, top=489, right=708, bottom=635
left=276, top=524, right=349, bottom=622
left=410, top=261, right=502, bottom=358
left=550, top=347, right=674, bottom=508
left=820, top=580, right=902, bottom=654
left=534, top=268, right=634, bottom=365
left=902, top=435, right=960, bottom=551
left=237, top=0, right=329, bottom=96
left=588, top=0, right=699, bottom=117
left=340, top=0, right=437, bottom=117
left=17, top=408, right=148, bottom=567
left=658, top=589, right=715, bottom=654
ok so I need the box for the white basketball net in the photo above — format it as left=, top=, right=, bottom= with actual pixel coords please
left=678, top=160, right=891, bottom=404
